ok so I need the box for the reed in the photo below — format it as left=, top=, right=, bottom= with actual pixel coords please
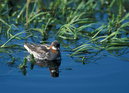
left=0, top=0, right=129, bottom=64
left=71, top=12, right=129, bottom=62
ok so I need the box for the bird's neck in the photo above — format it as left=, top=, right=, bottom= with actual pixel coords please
left=50, top=44, right=57, bottom=54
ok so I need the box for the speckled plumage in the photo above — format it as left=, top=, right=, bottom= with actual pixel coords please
left=24, top=40, right=61, bottom=60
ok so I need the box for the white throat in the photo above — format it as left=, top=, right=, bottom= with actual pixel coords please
left=52, top=46, right=58, bottom=50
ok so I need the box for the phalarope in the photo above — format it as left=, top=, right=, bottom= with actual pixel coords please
left=24, top=40, right=61, bottom=61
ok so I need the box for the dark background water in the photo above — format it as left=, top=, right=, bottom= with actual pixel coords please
left=1, top=0, right=129, bottom=93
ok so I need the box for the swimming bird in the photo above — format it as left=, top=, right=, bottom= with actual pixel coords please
left=24, top=40, right=61, bottom=61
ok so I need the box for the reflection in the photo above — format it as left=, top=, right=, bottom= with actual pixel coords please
left=20, top=66, right=27, bottom=76
left=72, top=49, right=105, bottom=64
left=72, top=47, right=129, bottom=64
left=22, top=55, right=61, bottom=77
left=34, top=59, right=61, bottom=77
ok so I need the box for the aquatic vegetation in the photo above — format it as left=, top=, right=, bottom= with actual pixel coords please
left=0, top=0, right=129, bottom=65
left=70, top=13, right=129, bottom=62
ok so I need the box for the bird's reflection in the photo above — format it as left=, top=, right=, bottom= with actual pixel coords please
left=27, top=55, right=61, bottom=77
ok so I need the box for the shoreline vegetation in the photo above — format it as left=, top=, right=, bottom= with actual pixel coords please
left=0, top=0, right=129, bottom=64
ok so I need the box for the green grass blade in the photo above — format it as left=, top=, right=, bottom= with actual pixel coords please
left=1, top=31, right=25, bottom=48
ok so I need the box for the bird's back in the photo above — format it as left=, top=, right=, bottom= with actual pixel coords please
left=24, top=43, right=50, bottom=60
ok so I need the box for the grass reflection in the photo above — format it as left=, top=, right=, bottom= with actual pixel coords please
left=0, top=0, right=129, bottom=67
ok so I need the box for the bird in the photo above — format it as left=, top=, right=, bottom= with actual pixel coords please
left=24, top=40, right=61, bottom=61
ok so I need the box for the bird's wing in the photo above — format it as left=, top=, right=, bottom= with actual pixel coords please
left=24, top=43, right=49, bottom=54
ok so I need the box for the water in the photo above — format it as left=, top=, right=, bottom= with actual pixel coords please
left=1, top=18, right=129, bottom=93
left=1, top=0, right=129, bottom=93
left=0, top=46, right=129, bottom=93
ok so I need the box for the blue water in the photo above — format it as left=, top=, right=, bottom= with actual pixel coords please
left=0, top=47, right=129, bottom=93
left=1, top=1, right=129, bottom=92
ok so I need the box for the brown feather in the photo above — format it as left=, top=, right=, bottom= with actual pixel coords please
left=50, top=42, right=57, bottom=53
